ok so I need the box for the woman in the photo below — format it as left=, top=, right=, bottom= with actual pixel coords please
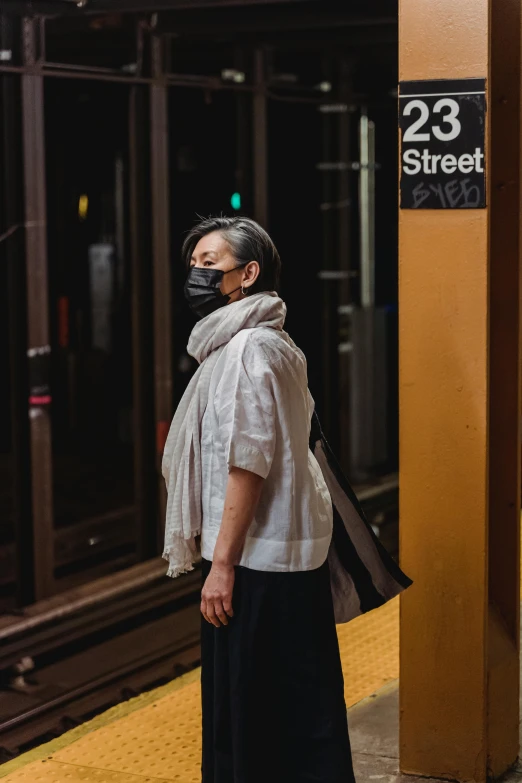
left=162, top=216, right=410, bottom=783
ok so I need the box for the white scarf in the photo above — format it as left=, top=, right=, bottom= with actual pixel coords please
left=162, top=292, right=287, bottom=578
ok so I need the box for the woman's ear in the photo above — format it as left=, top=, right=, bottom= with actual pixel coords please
left=242, top=260, right=260, bottom=289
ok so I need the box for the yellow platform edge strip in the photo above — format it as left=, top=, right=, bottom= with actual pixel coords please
left=0, top=668, right=201, bottom=779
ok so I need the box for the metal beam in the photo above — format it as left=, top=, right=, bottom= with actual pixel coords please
left=336, top=57, right=353, bottom=474
left=1, top=15, right=34, bottom=608
left=129, top=84, right=157, bottom=560
left=21, top=17, right=55, bottom=601
left=319, top=55, right=336, bottom=444
left=3, top=0, right=397, bottom=27
left=111, top=0, right=315, bottom=7
left=234, top=47, right=251, bottom=214
left=150, top=35, right=172, bottom=546
left=3, top=0, right=316, bottom=12
left=252, top=47, right=268, bottom=228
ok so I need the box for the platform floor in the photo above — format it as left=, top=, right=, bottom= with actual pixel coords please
left=0, top=596, right=399, bottom=782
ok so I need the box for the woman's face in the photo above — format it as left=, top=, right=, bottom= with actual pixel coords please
left=190, top=231, right=259, bottom=303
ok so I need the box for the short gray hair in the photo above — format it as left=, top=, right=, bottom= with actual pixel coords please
left=182, top=216, right=281, bottom=295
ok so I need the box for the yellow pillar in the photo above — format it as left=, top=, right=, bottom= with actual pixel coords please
left=399, top=1, right=521, bottom=781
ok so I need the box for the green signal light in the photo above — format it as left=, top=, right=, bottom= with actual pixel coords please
left=230, top=192, right=241, bottom=211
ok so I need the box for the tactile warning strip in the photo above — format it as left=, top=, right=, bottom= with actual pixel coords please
left=1, top=598, right=400, bottom=783
left=54, top=681, right=203, bottom=783
left=2, top=760, right=173, bottom=782
left=338, top=594, right=399, bottom=707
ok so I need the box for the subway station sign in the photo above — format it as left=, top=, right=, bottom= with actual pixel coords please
left=399, top=78, right=486, bottom=209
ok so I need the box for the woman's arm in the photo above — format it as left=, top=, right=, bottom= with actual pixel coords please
left=201, top=466, right=264, bottom=628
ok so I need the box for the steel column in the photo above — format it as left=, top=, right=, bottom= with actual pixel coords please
left=1, top=14, right=34, bottom=607
left=252, top=47, right=268, bottom=227
left=337, top=57, right=353, bottom=473
left=319, top=56, right=337, bottom=445
left=21, top=17, right=54, bottom=600
left=234, top=47, right=250, bottom=215
left=150, top=36, right=173, bottom=542
left=358, top=110, right=375, bottom=309
left=129, top=84, right=157, bottom=560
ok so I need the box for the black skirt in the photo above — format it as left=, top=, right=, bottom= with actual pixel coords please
left=201, top=557, right=356, bottom=783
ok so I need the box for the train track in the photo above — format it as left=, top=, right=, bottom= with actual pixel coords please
left=0, top=564, right=202, bottom=760
left=0, top=476, right=398, bottom=762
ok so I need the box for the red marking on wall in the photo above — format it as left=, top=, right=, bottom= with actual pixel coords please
left=29, top=395, right=52, bottom=406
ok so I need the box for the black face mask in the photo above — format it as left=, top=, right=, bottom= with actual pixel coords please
left=184, top=266, right=242, bottom=320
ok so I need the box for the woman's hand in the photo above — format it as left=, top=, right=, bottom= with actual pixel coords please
left=201, top=467, right=263, bottom=628
left=201, top=563, right=235, bottom=627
